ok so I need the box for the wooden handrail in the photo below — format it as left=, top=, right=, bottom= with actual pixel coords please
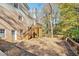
left=66, top=37, right=79, bottom=55
left=66, top=37, right=79, bottom=47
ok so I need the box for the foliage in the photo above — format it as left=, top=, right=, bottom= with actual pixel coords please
left=59, top=4, right=77, bottom=27
left=65, top=26, right=79, bottom=42
left=42, top=3, right=79, bottom=42
left=58, top=4, right=79, bottom=42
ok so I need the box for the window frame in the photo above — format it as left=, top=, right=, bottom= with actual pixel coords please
left=11, top=30, right=17, bottom=41
left=0, top=29, right=6, bottom=39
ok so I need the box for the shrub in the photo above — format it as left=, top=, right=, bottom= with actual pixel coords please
left=65, top=26, right=79, bottom=42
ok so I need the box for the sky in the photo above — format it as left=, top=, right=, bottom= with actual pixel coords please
left=27, top=3, right=44, bottom=10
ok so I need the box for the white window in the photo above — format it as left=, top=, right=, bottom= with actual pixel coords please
left=12, top=30, right=17, bottom=41
left=0, top=29, right=5, bottom=39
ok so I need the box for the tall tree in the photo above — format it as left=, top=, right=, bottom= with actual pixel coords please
left=59, top=3, right=77, bottom=32
left=59, top=3, right=79, bottom=42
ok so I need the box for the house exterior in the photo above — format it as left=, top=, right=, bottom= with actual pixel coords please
left=0, top=3, right=34, bottom=43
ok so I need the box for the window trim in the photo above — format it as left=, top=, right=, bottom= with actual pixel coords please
left=12, top=30, right=17, bottom=41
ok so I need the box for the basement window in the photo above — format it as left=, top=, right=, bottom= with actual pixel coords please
left=18, top=15, right=23, bottom=21
left=12, top=30, right=17, bottom=40
left=0, top=29, right=5, bottom=39
left=14, top=3, right=19, bottom=9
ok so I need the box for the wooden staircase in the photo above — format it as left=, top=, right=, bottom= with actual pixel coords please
left=22, top=25, right=43, bottom=40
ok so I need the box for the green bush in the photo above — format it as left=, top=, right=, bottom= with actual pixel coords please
left=65, top=27, right=79, bottom=42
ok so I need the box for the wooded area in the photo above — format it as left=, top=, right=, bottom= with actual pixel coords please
left=0, top=3, right=79, bottom=56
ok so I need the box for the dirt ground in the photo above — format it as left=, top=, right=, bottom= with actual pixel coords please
left=0, top=40, right=36, bottom=56
left=16, top=37, right=77, bottom=56
left=0, top=37, right=78, bottom=56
